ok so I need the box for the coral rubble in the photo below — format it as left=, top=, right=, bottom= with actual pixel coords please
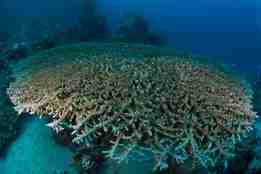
left=7, top=42, right=256, bottom=172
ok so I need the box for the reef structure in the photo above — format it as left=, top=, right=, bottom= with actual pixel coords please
left=7, top=42, right=257, bottom=172
left=0, top=55, right=20, bottom=153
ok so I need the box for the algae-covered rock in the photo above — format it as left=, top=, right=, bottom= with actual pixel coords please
left=0, top=57, right=20, bottom=153
left=7, top=42, right=257, bottom=173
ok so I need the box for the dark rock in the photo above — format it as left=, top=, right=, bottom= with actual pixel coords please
left=114, top=13, right=166, bottom=46
left=31, top=37, right=56, bottom=54
left=0, top=60, right=20, bottom=155
left=6, top=42, right=28, bottom=62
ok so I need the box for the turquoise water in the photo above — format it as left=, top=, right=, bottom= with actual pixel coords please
left=0, top=116, right=78, bottom=174
left=0, top=116, right=154, bottom=174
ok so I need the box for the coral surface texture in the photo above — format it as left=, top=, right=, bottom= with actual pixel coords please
left=7, top=43, right=256, bottom=172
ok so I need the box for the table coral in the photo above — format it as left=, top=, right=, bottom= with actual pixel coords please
left=7, top=42, right=257, bottom=172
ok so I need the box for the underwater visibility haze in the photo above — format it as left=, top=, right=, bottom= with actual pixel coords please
left=0, top=0, right=260, bottom=174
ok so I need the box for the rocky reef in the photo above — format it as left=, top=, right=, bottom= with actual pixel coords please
left=6, top=42, right=257, bottom=173
left=231, top=76, right=261, bottom=174
left=0, top=50, right=20, bottom=154
left=114, top=13, right=166, bottom=46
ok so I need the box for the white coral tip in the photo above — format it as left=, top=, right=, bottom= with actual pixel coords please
left=46, top=120, right=64, bottom=133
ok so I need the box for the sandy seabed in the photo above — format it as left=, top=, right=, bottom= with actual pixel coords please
left=0, top=116, right=78, bottom=174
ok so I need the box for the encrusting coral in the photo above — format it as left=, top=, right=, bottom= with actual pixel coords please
left=7, top=42, right=257, bottom=172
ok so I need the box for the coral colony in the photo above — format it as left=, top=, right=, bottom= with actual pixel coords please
left=7, top=43, right=257, bottom=172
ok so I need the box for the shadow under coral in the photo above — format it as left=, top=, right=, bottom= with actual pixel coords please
left=0, top=115, right=78, bottom=174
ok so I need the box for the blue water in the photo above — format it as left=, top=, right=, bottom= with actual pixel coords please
left=2, top=0, right=260, bottom=70
left=99, top=0, right=260, bottom=70
left=0, top=115, right=154, bottom=174
left=0, top=117, right=78, bottom=174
